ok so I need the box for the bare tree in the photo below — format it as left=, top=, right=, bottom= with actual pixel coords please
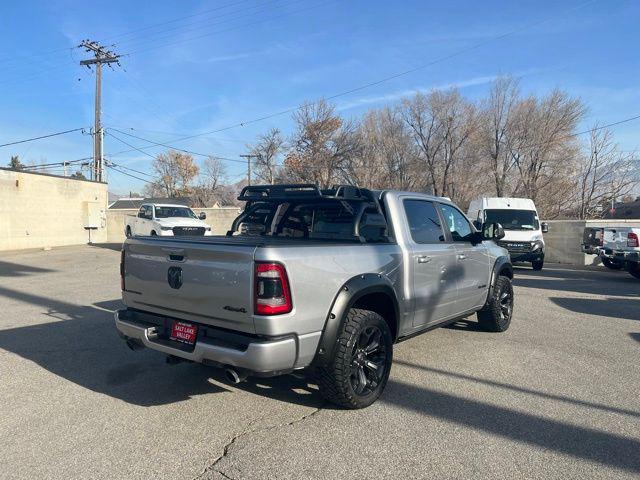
left=507, top=90, right=585, bottom=210
left=192, top=156, right=227, bottom=207
left=286, top=99, right=361, bottom=188
left=248, top=128, right=285, bottom=184
left=149, top=150, right=199, bottom=197
left=479, top=76, right=520, bottom=196
left=575, top=126, right=639, bottom=218
left=401, top=89, right=476, bottom=200
left=347, top=107, right=419, bottom=189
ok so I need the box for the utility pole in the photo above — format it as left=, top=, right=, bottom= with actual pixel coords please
left=239, top=154, right=261, bottom=186
left=78, top=40, right=120, bottom=183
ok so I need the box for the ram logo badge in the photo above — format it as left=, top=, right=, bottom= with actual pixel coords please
left=167, top=266, right=183, bottom=289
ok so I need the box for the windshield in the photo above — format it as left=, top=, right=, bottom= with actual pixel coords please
left=154, top=206, right=197, bottom=219
left=484, top=209, right=539, bottom=230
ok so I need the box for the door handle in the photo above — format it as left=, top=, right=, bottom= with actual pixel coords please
left=417, top=255, right=431, bottom=263
left=457, top=253, right=467, bottom=260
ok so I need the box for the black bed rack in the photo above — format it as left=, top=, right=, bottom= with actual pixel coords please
left=237, top=183, right=374, bottom=202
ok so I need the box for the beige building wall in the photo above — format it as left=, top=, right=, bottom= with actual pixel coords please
left=106, top=206, right=241, bottom=243
left=544, top=219, right=640, bottom=265
left=0, top=169, right=108, bottom=251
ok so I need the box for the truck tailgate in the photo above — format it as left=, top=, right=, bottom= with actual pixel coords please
left=604, top=227, right=632, bottom=251
left=123, top=238, right=257, bottom=333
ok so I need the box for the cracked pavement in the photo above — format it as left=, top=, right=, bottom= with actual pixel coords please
left=0, top=246, right=639, bottom=479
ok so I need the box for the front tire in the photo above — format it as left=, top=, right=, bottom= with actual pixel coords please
left=314, top=308, right=393, bottom=409
left=532, top=258, right=544, bottom=271
left=477, top=276, right=514, bottom=332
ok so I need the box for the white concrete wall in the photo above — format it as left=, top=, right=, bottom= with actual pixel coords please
left=105, top=206, right=241, bottom=243
left=544, top=219, right=640, bottom=265
left=0, top=169, right=108, bottom=251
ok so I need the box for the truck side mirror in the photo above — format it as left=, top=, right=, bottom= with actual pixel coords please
left=199, top=212, right=207, bottom=220
left=482, top=222, right=505, bottom=240
left=541, top=222, right=549, bottom=233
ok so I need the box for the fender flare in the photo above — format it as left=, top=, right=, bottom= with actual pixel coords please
left=312, top=273, right=399, bottom=367
left=486, top=256, right=513, bottom=302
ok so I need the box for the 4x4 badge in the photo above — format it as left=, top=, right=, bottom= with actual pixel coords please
left=167, top=266, right=183, bottom=289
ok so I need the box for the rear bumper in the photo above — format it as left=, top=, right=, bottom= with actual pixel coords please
left=115, top=309, right=299, bottom=375
left=613, top=250, right=640, bottom=264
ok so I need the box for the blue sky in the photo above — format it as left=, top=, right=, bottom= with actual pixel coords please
left=1, top=0, right=639, bottom=195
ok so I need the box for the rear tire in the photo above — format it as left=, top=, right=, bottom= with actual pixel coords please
left=314, top=308, right=393, bottom=409
left=477, top=276, right=514, bottom=332
left=150, top=230, right=157, bottom=236
left=532, top=258, right=544, bottom=271
left=602, top=257, right=623, bottom=270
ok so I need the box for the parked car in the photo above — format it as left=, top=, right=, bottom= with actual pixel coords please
left=115, top=184, right=515, bottom=409
left=602, top=226, right=640, bottom=279
left=125, top=203, right=212, bottom=237
left=468, top=197, right=548, bottom=270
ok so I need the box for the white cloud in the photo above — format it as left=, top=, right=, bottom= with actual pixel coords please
left=336, top=74, right=500, bottom=111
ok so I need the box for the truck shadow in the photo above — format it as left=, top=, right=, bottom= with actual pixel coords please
left=0, top=261, right=56, bottom=277
left=549, top=297, right=640, bottom=322
left=89, top=243, right=123, bottom=252
left=513, top=267, right=639, bottom=297
left=379, top=378, right=640, bottom=474
left=0, top=285, right=229, bottom=406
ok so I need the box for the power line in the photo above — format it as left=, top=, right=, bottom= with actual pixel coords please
left=105, top=159, right=155, bottom=178
left=107, top=127, right=248, bottom=164
left=114, top=0, right=296, bottom=51
left=122, top=0, right=331, bottom=55
left=21, top=156, right=93, bottom=169
left=104, top=125, right=251, bottom=144
left=106, top=130, right=158, bottom=160
left=105, top=163, right=155, bottom=184
left=102, top=0, right=253, bottom=44
left=0, top=127, right=87, bottom=148
left=131, top=0, right=599, bottom=145
left=512, top=114, right=640, bottom=154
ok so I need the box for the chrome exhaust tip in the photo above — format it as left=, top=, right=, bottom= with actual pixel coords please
left=224, top=367, right=247, bottom=384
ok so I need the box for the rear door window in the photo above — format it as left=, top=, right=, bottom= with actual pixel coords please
left=403, top=200, right=445, bottom=244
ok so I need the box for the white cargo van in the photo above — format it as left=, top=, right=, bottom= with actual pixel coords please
left=468, top=197, right=548, bottom=270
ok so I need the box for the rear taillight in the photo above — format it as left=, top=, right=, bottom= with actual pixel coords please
left=120, top=249, right=126, bottom=291
left=628, top=232, right=639, bottom=248
left=254, top=263, right=292, bottom=315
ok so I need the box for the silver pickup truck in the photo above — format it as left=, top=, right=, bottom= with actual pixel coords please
left=115, top=184, right=514, bottom=408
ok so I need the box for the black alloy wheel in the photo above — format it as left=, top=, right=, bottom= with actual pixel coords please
left=349, top=325, right=387, bottom=396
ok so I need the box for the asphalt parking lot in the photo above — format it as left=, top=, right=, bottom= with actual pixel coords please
left=0, top=245, right=638, bottom=480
